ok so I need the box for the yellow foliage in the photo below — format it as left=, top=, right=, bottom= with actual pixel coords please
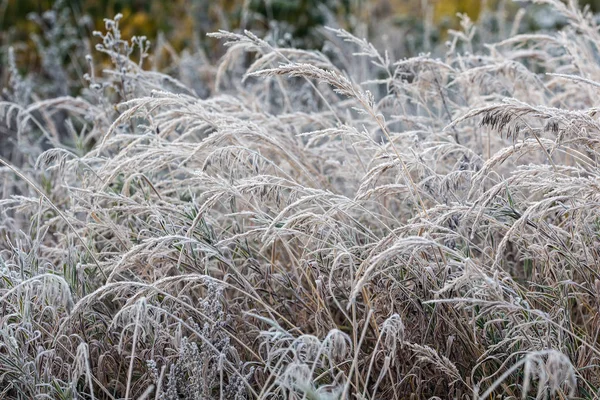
left=432, top=0, right=482, bottom=22
left=383, top=0, right=482, bottom=23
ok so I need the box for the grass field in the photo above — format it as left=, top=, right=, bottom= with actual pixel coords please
left=1, top=0, right=600, bottom=398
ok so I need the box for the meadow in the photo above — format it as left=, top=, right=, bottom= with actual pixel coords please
left=1, top=0, right=599, bottom=398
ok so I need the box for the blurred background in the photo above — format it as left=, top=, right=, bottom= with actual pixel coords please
left=1, top=0, right=599, bottom=99
left=0, top=0, right=488, bottom=53
left=5, top=0, right=600, bottom=51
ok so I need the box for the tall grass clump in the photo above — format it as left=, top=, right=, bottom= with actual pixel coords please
left=2, top=0, right=600, bottom=398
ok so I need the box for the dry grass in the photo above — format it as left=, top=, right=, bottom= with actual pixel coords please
left=1, top=0, right=600, bottom=398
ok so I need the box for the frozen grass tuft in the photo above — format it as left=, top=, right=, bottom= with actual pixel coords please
left=2, top=0, right=600, bottom=398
